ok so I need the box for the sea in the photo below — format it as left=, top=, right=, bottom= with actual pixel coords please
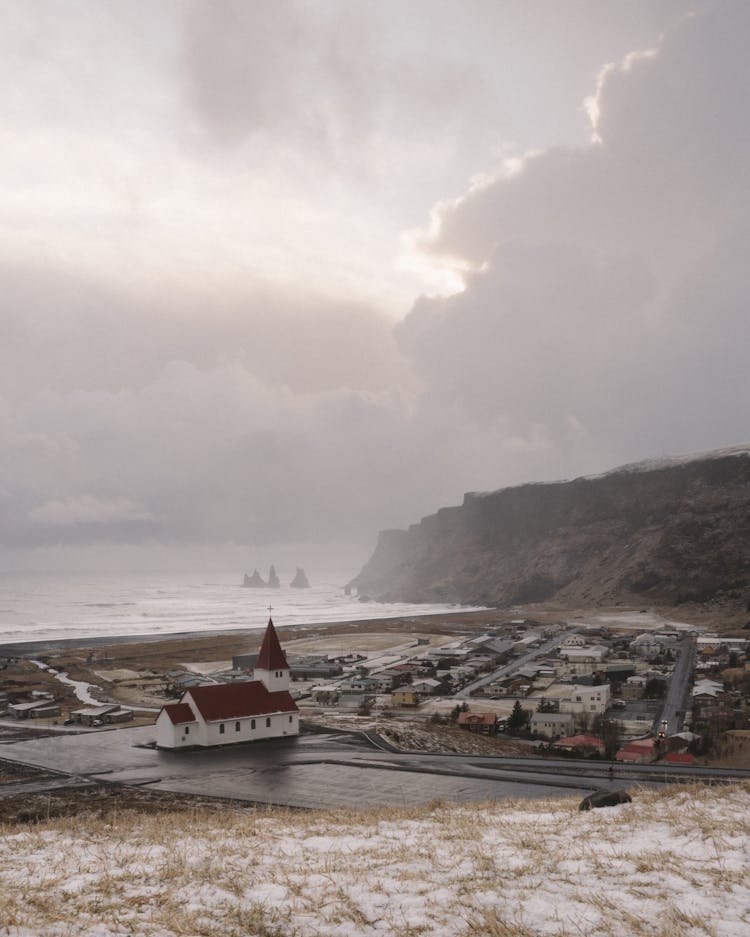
left=0, top=571, right=480, bottom=647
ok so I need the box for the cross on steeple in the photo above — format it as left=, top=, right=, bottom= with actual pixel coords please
left=267, top=604, right=273, bottom=616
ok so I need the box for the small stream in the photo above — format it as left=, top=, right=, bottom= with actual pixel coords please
left=30, top=660, right=159, bottom=712
left=31, top=659, right=107, bottom=706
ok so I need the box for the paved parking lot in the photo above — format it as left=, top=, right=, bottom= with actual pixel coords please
left=0, top=725, right=592, bottom=807
left=3, top=724, right=748, bottom=809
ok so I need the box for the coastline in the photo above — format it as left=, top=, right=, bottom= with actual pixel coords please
left=0, top=608, right=498, bottom=659
left=2, top=597, right=728, bottom=661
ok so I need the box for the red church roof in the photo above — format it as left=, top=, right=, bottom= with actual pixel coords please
left=163, top=703, right=195, bottom=725
left=255, top=617, right=289, bottom=671
left=185, top=681, right=297, bottom=722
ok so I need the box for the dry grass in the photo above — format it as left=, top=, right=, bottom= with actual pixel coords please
left=1, top=782, right=749, bottom=936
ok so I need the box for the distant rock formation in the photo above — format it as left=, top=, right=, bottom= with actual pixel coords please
left=290, top=567, right=310, bottom=588
left=243, top=570, right=267, bottom=588
left=267, top=565, right=281, bottom=589
left=349, top=445, right=750, bottom=613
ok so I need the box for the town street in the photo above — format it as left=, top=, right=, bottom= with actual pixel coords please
left=455, top=629, right=573, bottom=698
left=654, top=635, right=696, bottom=735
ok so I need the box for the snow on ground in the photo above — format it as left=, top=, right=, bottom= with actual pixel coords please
left=282, top=632, right=457, bottom=654
left=1, top=783, right=749, bottom=937
left=30, top=660, right=102, bottom=706
left=592, top=610, right=695, bottom=631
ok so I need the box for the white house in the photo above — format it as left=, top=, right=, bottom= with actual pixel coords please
left=530, top=712, right=575, bottom=739
left=155, top=618, right=299, bottom=749
left=558, top=645, right=608, bottom=677
left=559, top=684, right=610, bottom=716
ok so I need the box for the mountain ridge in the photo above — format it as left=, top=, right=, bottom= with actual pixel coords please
left=351, top=445, right=750, bottom=613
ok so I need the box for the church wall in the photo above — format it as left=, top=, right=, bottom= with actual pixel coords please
left=201, top=710, right=298, bottom=746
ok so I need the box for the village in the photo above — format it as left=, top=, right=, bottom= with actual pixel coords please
left=2, top=611, right=749, bottom=768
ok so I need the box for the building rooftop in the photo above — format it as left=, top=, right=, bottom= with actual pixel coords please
left=186, top=681, right=297, bottom=722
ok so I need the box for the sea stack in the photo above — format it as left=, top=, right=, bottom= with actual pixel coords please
left=267, top=565, right=281, bottom=588
left=243, top=570, right=267, bottom=588
left=290, top=567, right=310, bottom=588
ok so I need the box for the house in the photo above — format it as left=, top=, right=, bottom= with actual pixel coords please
left=558, top=645, right=608, bottom=677
left=338, top=693, right=374, bottom=712
left=71, top=704, right=133, bottom=726
left=552, top=734, right=605, bottom=755
left=615, top=738, right=657, bottom=763
left=530, top=712, right=574, bottom=739
left=391, top=688, right=419, bottom=707
left=457, top=712, right=497, bottom=735
left=663, top=752, right=696, bottom=765
left=231, top=653, right=258, bottom=672
left=339, top=676, right=381, bottom=695
left=9, top=699, right=61, bottom=719
left=630, top=633, right=664, bottom=661
left=288, top=657, right=343, bottom=680
left=723, top=729, right=750, bottom=756
left=410, top=678, right=443, bottom=696
left=559, top=684, right=610, bottom=716
left=692, top=678, right=724, bottom=699
left=310, top=684, right=339, bottom=705
left=155, top=618, right=299, bottom=749
left=374, top=668, right=409, bottom=690
left=561, top=634, right=587, bottom=647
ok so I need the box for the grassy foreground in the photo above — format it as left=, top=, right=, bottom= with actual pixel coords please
left=1, top=783, right=749, bottom=937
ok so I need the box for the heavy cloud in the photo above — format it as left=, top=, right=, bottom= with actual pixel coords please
left=1, top=1, right=747, bottom=571
left=398, top=2, right=750, bottom=481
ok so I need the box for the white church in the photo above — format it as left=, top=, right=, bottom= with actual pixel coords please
left=155, top=617, right=299, bottom=749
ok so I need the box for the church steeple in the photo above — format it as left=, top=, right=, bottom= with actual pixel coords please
left=254, top=617, right=290, bottom=691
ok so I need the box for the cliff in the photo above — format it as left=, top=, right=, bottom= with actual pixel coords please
left=350, top=446, right=750, bottom=611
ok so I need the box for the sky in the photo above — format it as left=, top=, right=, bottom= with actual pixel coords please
left=1, top=0, right=748, bottom=574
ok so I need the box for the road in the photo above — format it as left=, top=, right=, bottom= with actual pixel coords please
left=654, top=636, right=696, bottom=735
left=456, top=629, right=572, bottom=698
left=2, top=721, right=747, bottom=810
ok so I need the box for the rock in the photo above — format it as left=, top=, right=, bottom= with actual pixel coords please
left=243, top=570, right=266, bottom=588
left=290, top=567, right=310, bottom=588
left=267, top=565, right=280, bottom=589
left=579, top=789, right=633, bottom=811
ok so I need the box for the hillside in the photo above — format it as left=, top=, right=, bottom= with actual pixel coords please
left=0, top=784, right=748, bottom=936
left=351, top=446, right=750, bottom=613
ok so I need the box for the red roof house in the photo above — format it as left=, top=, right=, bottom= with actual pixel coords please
left=663, top=752, right=696, bottom=765
left=553, top=734, right=605, bottom=754
left=458, top=712, right=498, bottom=734
left=615, top=738, right=657, bottom=764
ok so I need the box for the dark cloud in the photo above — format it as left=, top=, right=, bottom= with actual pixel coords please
left=1, top=1, right=745, bottom=572
left=398, top=2, right=750, bottom=479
